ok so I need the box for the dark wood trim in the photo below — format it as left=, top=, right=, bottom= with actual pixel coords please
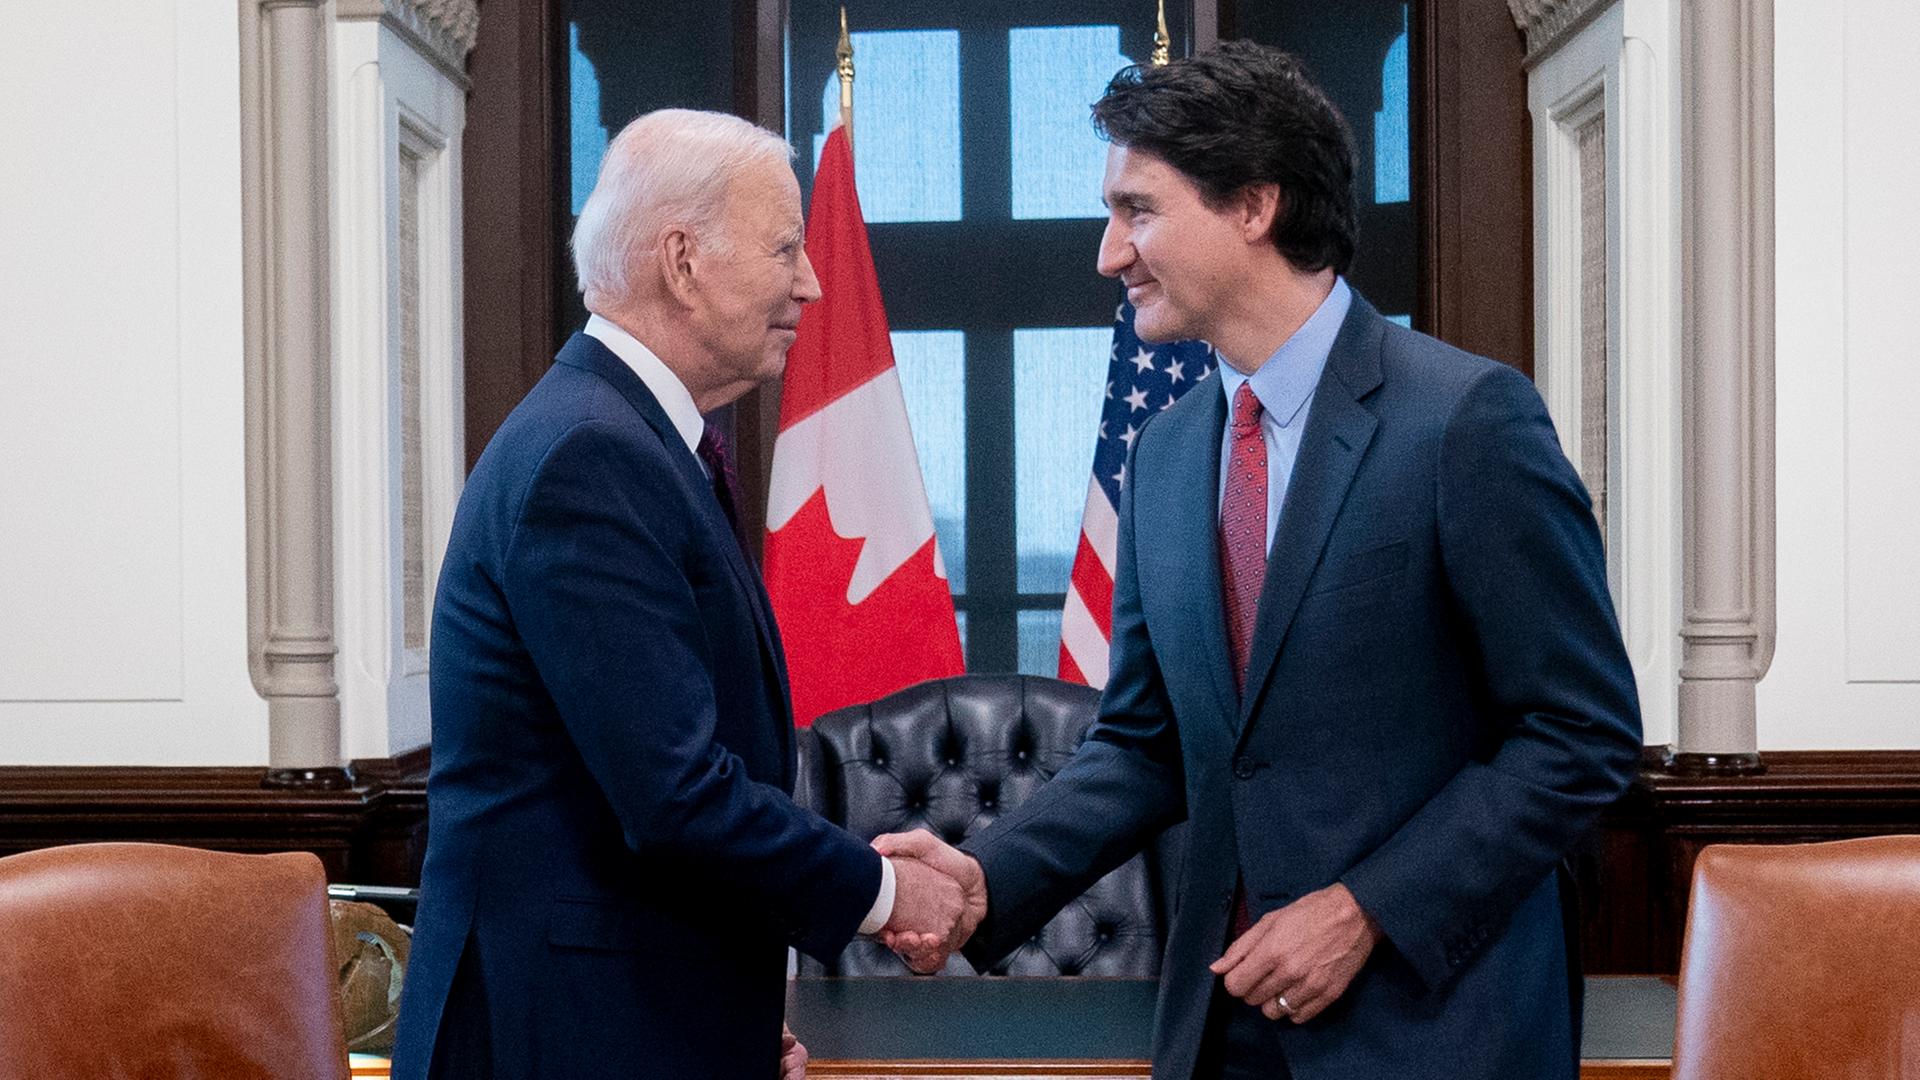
left=0, top=746, right=430, bottom=886
left=1582, top=748, right=1920, bottom=976
left=727, top=0, right=790, bottom=558
left=462, top=0, right=561, bottom=471
left=350, top=1056, right=1665, bottom=1077
left=1413, top=0, right=1533, bottom=374
left=809, top=1065, right=1150, bottom=1078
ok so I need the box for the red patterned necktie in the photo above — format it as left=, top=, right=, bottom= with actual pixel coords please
left=1220, top=382, right=1268, bottom=695
left=1219, top=381, right=1267, bottom=940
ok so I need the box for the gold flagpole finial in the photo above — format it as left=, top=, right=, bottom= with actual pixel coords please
left=1151, top=0, right=1171, bottom=66
left=836, top=7, right=855, bottom=138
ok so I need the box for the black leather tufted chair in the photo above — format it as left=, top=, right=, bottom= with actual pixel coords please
left=795, top=674, right=1184, bottom=977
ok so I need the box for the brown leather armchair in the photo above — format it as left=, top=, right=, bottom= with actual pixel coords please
left=795, top=673, right=1184, bottom=976
left=1671, top=835, right=1920, bottom=1080
left=0, top=842, right=349, bottom=1079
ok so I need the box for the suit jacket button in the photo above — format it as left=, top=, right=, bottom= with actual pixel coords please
left=1233, top=761, right=1255, bottom=780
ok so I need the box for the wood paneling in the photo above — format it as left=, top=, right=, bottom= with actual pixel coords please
left=1414, top=0, right=1534, bottom=374
left=461, top=0, right=560, bottom=471
left=1582, top=749, right=1920, bottom=975
left=349, top=1064, right=1669, bottom=1079
left=0, top=747, right=429, bottom=885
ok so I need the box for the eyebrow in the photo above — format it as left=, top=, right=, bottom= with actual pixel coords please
left=1104, top=191, right=1156, bottom=213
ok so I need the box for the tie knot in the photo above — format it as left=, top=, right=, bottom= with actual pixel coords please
left=1231, top=382, right=1263, bottom=431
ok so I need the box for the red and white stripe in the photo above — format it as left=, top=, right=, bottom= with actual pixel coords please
left=1057, top=477, right=1119, bottom=688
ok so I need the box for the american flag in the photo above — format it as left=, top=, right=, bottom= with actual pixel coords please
left=1057, top=299, right=1219, bottom=687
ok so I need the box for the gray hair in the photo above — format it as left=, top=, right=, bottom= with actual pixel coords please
left=570, top=109, right=795, bottom=304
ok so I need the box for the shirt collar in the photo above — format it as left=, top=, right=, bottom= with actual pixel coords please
left=1217, top=276, right=1352, bottom=429
left=584, top=313, right=705, bottom=456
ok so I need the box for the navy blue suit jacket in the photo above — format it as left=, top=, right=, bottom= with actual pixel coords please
left=963, top=296, right=1641, bottom=1080
left=392, top=334, right=882, bottom=1080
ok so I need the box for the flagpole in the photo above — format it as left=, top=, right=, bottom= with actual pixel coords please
left=1152, top=0, right=1171, bottom=66
left=836, top=6, right=855, bottom=147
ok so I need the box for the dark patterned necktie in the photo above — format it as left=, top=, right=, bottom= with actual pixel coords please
left=1219, top=382, right=1267, bottom=940
left=696, top=422, right=752, bottom=558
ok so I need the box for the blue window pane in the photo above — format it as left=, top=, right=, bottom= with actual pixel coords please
left=569, top=23, right=609, bottom=216
left=1017, top=610, right=1064, bottom=677
left=892, top=331, right=966, bottom=595
left=814, top=31, right=962, bottom=223
left=1014, top=327, right=1111, bottom=593
left=1009, top=26, right=1128, bottom=220
left=1374, top=5, right=1411, bottom=205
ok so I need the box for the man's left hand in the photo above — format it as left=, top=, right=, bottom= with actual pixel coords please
left=780, top=1024, right=808, bottom=1080
left=1209, top=883, right=1382, bottom=1024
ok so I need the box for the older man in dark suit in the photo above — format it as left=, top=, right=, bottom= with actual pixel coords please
left=879, top=43, right=1642, bottom=1080
left=392, top=108, right=966, bottom=1080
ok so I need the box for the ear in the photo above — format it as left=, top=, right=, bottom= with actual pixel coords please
left=1239, top=183, right=1282, bottom=244
left=657, top=226, right=700, bottom=309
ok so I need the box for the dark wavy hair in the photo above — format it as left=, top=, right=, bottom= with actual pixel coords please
left=1091, top=40, right=1358, bottom=275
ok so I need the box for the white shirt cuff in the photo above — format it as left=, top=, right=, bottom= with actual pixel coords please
left=857, top=855, right=896, bottom=936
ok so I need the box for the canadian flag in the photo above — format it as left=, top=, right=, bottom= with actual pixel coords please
left=763, top=125, right=965, bottom=726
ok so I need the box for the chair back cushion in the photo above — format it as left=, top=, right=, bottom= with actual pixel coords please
left=1672, top=835, right=1920, bottom=1080
left=797, top=674, right=1181, bottom=976
left=0, top=842, right=349, bottom=1079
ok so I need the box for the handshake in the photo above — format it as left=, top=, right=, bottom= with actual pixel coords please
left=869, top=830, right=988, bottom=973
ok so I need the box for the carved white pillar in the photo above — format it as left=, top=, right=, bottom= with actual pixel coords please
left=1673, top=0, right=1773, bottom=772
left=240, top=0, right=346, bottom=787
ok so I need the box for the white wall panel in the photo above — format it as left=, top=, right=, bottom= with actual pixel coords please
left=1838, top=0, right=1920, bottom=685
left=1527, top=1, right=1685, bottom=749
left=0, top=2, right=265, bottom=761
left=331, top=18, right=466, bottom=760
left=1761, top=0, right=1920, bottom=748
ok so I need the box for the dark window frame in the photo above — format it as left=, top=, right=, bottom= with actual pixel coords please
left=460, top=0, right=1533, bottom=668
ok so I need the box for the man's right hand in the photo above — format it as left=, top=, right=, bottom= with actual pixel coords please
left=873, top=830, right=988, bottom=973
left=880, top=853, right=965, bottom=971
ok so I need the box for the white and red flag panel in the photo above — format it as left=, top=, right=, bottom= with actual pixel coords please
left=764, top=125, right=965, bottom=726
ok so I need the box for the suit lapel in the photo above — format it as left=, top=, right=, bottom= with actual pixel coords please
left=1149, top=381, right=1242, bottom=735
left=1234, top=300, right=1386, bottom=740
left=555, top=335, right=797, bottom=748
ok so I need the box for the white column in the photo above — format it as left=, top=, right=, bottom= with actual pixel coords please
left=1673, top=0, right=1774, bottom=772
left=241, top=0, right=346, bottom=786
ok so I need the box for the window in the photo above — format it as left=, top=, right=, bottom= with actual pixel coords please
left=789, top=1, right=1182, bottom=674
left=1234, top=1, right=1418, bottom=324
left=556, top=1, right=1431, bottom=676
left=812, top=31, right=962, bottom=223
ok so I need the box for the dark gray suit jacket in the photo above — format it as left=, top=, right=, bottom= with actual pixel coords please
left=964, top=295, right=1641, bottom=1080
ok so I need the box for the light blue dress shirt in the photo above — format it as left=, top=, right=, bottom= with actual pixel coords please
left=1215, top=276, right=1353, bottom=555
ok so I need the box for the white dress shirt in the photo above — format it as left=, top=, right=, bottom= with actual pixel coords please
left=582, top=314, right=897, bottom=936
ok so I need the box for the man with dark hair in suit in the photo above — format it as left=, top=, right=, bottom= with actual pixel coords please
left=879, top=42, right=1641, bottom=1080
left=392, top=108, right=970, bottom=1080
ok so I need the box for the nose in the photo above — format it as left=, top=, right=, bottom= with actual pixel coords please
left=793, top=248, right=823, bottom=304
left=1096, top=216, right=1131, bottom=279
